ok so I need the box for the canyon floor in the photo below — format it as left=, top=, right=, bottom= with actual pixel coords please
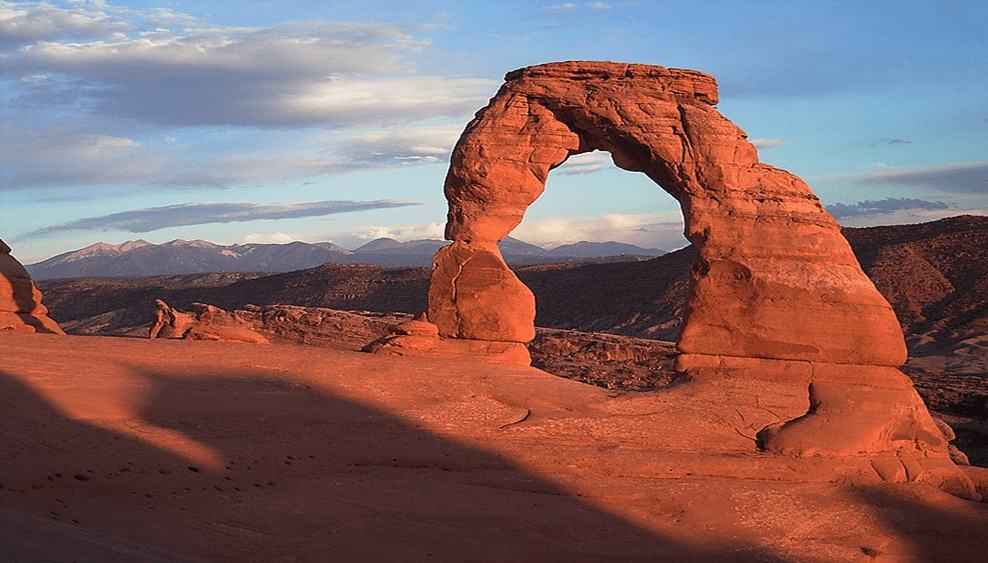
left=2, top=331, right=987, bottom=563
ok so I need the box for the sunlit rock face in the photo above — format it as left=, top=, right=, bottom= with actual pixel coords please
left=0, top=239, right=64, bottom=334
left=429, top=61, right=978, bottom=498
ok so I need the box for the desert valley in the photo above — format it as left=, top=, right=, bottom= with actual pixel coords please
left=3, top=62, right=987, bottom=562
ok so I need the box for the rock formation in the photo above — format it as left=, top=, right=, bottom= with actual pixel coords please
left=364, top=313, right=531, bottom=364
left=428, top=61, right=979, bottom=498
left=149, top=300, right=269, bottom=343
left=0, top=239, right=63, bottom=334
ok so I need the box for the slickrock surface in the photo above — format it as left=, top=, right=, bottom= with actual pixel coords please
left=2, top=332, right=987, bottom=562
left=0, top=239, right=63, bottom=334
left=427, top=61, right=965, bottom=489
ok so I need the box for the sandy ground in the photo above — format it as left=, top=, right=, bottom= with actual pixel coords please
left=1, top=332, right=986, bottom=563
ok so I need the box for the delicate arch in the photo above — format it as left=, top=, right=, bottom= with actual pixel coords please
left=406, top=62, right=978, bottom=494
left=429, top=61, right=906, bottom=367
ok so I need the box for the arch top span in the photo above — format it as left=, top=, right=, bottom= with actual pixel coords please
left=502, top=61, right=720, bottom=105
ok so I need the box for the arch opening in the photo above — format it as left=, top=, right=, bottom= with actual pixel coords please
left=514, top=150, right=687, bottom=253
left=508, top=151, right=690, bottom=388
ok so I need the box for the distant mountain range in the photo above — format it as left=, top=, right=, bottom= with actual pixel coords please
left=25, top=237, right=666, bottom=279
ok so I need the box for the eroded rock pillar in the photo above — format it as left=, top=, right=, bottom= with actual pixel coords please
left=428, top=242, right=535, bottom=343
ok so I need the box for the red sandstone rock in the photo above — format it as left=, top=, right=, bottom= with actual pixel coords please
left=0, top=239, right=64, bottom=334
left=363, top=312, right=531, bottom=365
left=428, top=242, right=535, bottom=343
left=427, top=61, right=969, bottom=494
left=388, top=316, right=440, bottom=338
left=149, top=300, right=268, bottom=344
left=435, top=61, right=904, bottom=366
left=365, top=334, right=531, bottom=365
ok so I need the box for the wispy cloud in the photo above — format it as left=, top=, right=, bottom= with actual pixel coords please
left=26, top=200, right=424, bottom=236
left=750, top=138, right=786, bottom=149
left=826, top=197, right=949, bottom=220
left=1, top=2, right=495, bottom=129
left=869, top=138, right=913, bottom=146
left=554, top=152, right=613, bottom=175
left=537, top=3, right=580, bottom=17
left=0, top=129, right=168, bottom=189
left=858, top=162, right=988, bottom=194
left=339, top=125, right=463, bottom=166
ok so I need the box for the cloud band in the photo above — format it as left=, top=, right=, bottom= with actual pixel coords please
left=26, top=200, right=423, bottom=236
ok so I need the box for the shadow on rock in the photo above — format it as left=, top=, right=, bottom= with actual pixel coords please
left=1, top=367, right=784, bottom=563
left=850, top=484, right=988, bottom=563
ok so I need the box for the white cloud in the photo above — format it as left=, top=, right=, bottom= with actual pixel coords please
left=750, top=138, right=785, bottom=148
left=286, top=77, right=497, bottom=128
left=352, top=222, right=446, bottom=242
left=0, top=1, right=500, bottom=194
left=0, top=1, right=131, bottom=47
left=329, top=222, right=446, bottom=249
left=554, top=151, right=613, bottom=175
left=1, top=2, right=497, bottom=128
left=241, top=232, right=297, bottom=244
left=340, top=123, right=464, bottom=166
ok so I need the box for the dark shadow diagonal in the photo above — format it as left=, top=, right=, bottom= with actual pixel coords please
left=0, top=366, right=784, bottom=563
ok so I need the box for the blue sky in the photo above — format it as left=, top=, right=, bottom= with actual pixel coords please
left=2, top=0, right=986, bottom=263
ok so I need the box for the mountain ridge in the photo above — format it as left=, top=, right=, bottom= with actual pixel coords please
left=26, top=237, right=667, bottom=279
left=34, top=215, right=988, bottom=351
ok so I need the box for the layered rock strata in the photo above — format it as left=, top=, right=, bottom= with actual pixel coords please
left=364, top=313, right=531, bottom=365
left=427, top=61, right=978, bottom=498
left=0, top=239, right=63, bottom=334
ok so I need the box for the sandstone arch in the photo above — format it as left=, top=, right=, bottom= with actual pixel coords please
left=427, top=62, right=979, bottom=497
left=431, top=61, right=904, bottom=364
